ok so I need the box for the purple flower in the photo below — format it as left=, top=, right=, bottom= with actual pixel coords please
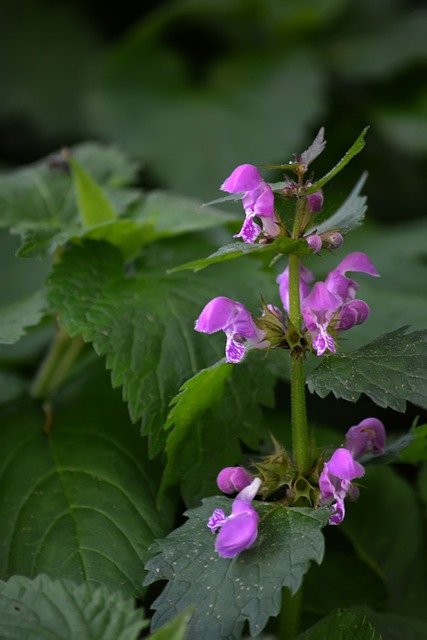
left=195, top=296, right=268, bottom=363
left=299, top=252, right=379, bottom=356
left=302, top=282, right=342, bottom=355
left=345, top=418, right=386, bottom=460
left=277, top=264, right=314, bottom=314
left=217, top=467, right=253, bottom=493
left=319, top=448, right=365, bottom=525
left=306, top=234, right=323, bottom=254
left=325, top=252, right=379, bottom=303
left=208, top=478, right=261, bottom=557
left=221, top=164, right=278, bottom=243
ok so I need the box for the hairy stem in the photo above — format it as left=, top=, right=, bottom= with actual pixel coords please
left=288, top=194, right=310, bottom=473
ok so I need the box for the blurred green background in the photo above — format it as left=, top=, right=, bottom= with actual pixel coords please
left=1, top=0, right=426, bottom=221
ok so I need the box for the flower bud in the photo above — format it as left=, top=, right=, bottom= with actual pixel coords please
left=217, top=467, right=253, bottom=493
left=307, top=190, right=323, bottom=213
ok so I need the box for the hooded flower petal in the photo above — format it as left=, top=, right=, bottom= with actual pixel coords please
left=325, top=252, right=379, bottom=303
left=221, top=164, right=263, bottom=193
left=345, top=418, right=386, bottom=460
left=208, top=477, right=262, bottom=558
left=195, top=297, right=267, bottom=363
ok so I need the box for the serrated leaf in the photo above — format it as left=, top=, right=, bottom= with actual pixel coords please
left=296, top=609, right=381, bottom=640
left=300, top=127, right=326, bottom=166
left=306, top=127, right=369, bottom=194
left=70, top=157, right=118, bottom=227
left=46, top=240, right=279, bottom=457
left=0, top=290, right=46, bottom=344
left=0, top=363, right=172, bottom=597
left=145, top=497, right=329, bottom=639
left=170, top=237, right=309, bottom=273
left=165, top=361, right=231, bottom=431
left=307, top=173, right=367, bottom=237
left=307, top=327, right=427, bottom=412
left=359, top=609, right=427, bottom=640
left=0, top=574, right=147, bottom=640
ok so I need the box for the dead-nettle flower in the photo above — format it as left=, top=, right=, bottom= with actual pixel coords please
left=319, top=448, right=365, bottom=525
left=207, top=477, right=261, bottom=557
left=194, top=296, right=269, bottom=363
left=320, top=418, right=386, bottom=525
left=217, top=466, right=253, bottom=494
left=278, top=252, right=379, bottom=356
left=345, top=417, right=386, bottom=460
left=306, top=231, right=344, bottom=254
left=220, top=164, right=280, bottom=243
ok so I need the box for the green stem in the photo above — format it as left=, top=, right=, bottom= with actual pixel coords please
left=288, top=194, right=310, bottom=473
left=279, top=587, right=303, bottom=640
left=31, top=327, right=84, bottom=399
left=291, top=354, right=309, bottom=473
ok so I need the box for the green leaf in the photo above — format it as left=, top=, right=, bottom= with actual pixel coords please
left=149, top=608, right=194, bottom=640
left=161, top=354, right=277, bottom=505
left=307, top=327, right=427, bottom=412
left=307, top=173, right=367, bottom=237
left=170, top=237, right=309, bottom=273
left=300, top=127, right=327, bottom=166
left=70, top=157, right=118, bottom=227
left=341, top=466, right=424, bottom=613
left=145, top=498, right=329, bottom=639
left=0, top=290, right=46, bottom=344
left=0, top=574, right=147, bottom=640
left=306, top=127, right=369, bottom=194
left=0, top=362, right=172, bottom=597
left=165, top=361, right=231, bottom=431
left=399, top=424, right=427, bottom=463
left=359, top=609, right=427, bottom=640
left=295, top=609, right=381, bottom=640
left=46, top=240, right=279, bottom=458
left=0, top=370, right=28, bottom=403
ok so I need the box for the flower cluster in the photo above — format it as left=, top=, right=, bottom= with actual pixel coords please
left=195, top=252, right=378, bottom=362
left=278, top=252, right=379, bottom=356
left=319, top=418, right=386, bottom=524
left=208, top=418, right=386, bottom=557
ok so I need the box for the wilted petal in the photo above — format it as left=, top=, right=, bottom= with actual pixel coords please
left=345, top=418, right=386, bottom=460
left=217, top=467, right=253, bottom=493
left=337, top=300, right=370, bottom=331
left=221, top=164, right=263, bottom=193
